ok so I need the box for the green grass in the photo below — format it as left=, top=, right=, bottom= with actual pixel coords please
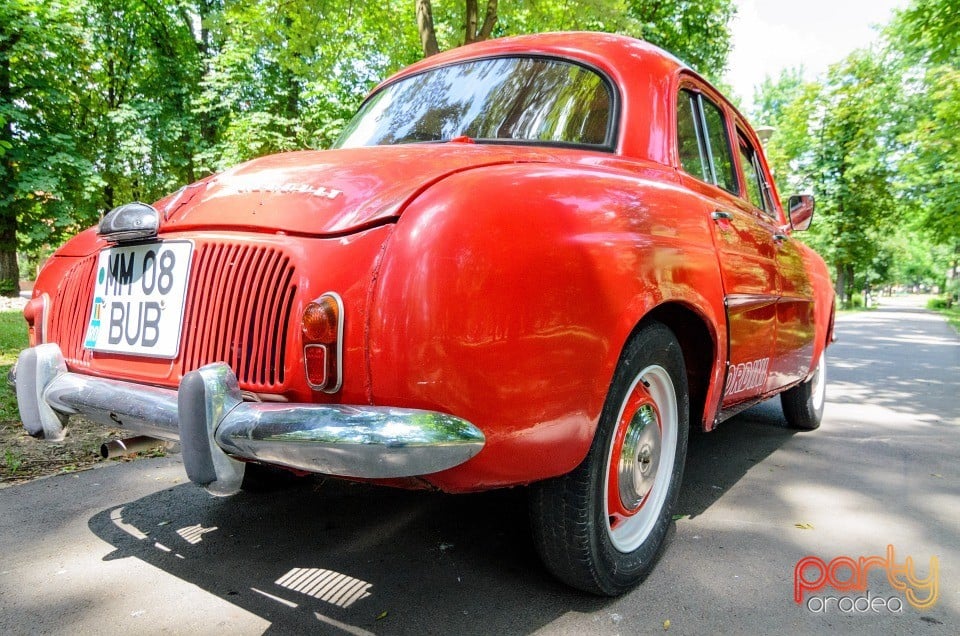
left=4, top=448, right=23, bottom=473
left=0, top=310, right=28, bottom=422
left=926, top=296, right=960, bottom=334
left=935, top=305, right=960, bottom=334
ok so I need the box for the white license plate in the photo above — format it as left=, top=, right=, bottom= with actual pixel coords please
left=83, top=241, right=193, bottom=358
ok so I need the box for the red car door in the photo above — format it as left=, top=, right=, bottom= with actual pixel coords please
left=734, top=125, right=817, bottom=390
left=676, top=87, right=776, bottom=405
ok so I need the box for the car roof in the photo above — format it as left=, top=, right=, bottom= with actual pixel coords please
left=387, top=31, right=691, bottom=84
left=370, top=32, right=754, bottom=168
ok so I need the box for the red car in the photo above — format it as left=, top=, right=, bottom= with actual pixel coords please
left=14, top=32, right=834, bottom=595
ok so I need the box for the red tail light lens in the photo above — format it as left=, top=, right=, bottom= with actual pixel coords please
left=301, top=292, right=343, bottom=393
left=304, top=345, right=328, bottom=387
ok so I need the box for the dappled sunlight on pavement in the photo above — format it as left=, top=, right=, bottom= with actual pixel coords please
left=0, top=302, right=957, bottom=634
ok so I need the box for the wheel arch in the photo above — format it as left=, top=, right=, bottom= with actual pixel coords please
left=631, top=302, right=720, bottom=433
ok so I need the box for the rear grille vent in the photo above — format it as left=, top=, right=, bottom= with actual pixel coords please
left=50, top=255, right=97, bottom=368
left=50, top=241, right=297, bottom=391
left=181, top=243, right=297, bottom=389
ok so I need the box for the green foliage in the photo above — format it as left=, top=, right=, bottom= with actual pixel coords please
left=751, top=68, right=819, bottom=194
left=752, top=0, right=960, bottom=301
left=2, top=0, right=954, bottom=308
left=624, top=0, right=735, bottom=81
left=927, top=296, right=952, bottom=310
left=429, top=1, right=736, bottom=80
left=3, top=0, right=739, bottom=263
left=929, top=299, right=960, bottom=334
left=890, top=0, right=959, bottom=66
left=847, top=293, right=864, bottom=310
left=0, top=309, right=27, bottom=422
left=754, top=49, right=900, bottom=302
left=196, top=1, right=422, bottom=171
left=897, top=65, right=960, bottom=244
left=4, top=449, right=22, bottom=473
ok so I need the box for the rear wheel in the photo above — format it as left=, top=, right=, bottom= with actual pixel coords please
left=529, top=322, right=689, bottom=595
left=781, top=351, right=826, bottom=430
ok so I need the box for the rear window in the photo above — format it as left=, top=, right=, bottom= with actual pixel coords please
left=336, top=57, right=614, bottom=149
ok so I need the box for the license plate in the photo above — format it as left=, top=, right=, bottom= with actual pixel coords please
left=83, top=241, right=193, bottom=358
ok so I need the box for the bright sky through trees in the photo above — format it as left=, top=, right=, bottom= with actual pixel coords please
left=727, top=0, right=907, bottom=108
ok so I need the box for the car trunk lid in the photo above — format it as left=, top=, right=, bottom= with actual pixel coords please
left=157, top=144, right=560, bottom=236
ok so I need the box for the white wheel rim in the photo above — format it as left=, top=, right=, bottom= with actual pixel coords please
left=603, top=364, right=678, bottom=553
left=811, top=351, right=826, bottom=412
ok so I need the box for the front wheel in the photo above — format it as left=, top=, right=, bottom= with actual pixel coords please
left=780, top=351, right=826, bottom=430
left=529, top=322, right=689, bottom=595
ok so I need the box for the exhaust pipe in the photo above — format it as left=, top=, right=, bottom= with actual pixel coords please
left=100, top=436, right=170, bottom=459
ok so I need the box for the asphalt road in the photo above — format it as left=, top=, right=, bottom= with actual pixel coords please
left=1, top=296, right=957, bottom=635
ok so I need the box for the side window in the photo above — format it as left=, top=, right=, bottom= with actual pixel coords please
left=677, top=92, right=709, bottom=181
left=676, top=89, right=736, bottom=193
left=700, top=99, right=736, bottom=192
left=738, top=132, right=774, bottom=216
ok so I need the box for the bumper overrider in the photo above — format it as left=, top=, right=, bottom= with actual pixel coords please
left=12, top=343, right=485, bottom=495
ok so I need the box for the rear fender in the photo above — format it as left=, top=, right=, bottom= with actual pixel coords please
left=367, top=162, right=727, bottom=491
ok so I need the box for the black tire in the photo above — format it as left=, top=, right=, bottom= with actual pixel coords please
left=781, top=351, right=826, bottom=430
left=529, top=322, right=689, bottom=596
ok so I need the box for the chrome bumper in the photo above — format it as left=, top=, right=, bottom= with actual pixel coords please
left=13, top=344, right=485, bottom=495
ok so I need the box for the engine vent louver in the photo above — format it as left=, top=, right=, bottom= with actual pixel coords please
left=181, top=243, right=296, bottom=389
left=50, top=255, right=98, bottom=369
left=50, top=241, right=297, bottom=391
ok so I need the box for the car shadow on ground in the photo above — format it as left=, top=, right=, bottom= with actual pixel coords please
left=88, top=476, right=604, bottom=634
left=679, top=399, right=798, bottom=518
left=85, top=401, right=794, bottom=635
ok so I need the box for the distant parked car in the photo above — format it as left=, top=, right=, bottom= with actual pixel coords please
left=14, top=32, right=834, bottom=595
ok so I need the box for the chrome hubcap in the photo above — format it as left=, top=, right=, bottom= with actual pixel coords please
left=618, top=404, right=661, bottom=509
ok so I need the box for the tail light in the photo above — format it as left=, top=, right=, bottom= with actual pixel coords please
left=23, top=294, right=50, bottom=347
left=301, top=292, right=343, bottom=393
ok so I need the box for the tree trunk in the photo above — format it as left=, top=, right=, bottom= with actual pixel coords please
left=416, top=0, right=440, bottom=56
left=465, top=1, right=478, bottom=44
left=465, top=1, right=499, bottom=43
left=834, top=263, right=845, bottom=303
left=477, top=0, right=498, bottom=41
left=417, top=0, right=498, bottom=56
left=845, top=263, right=855, bottom=306
left=0, top=224, right=19, bottom=297
left=283, top=15, right=300, bottom=132
left=0, top=27, right=20, bottom=296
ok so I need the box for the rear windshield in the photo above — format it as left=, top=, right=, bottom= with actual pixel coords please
left=335, top=56, right=614, bottom=149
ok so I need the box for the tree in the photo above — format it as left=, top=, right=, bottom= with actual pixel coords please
left=414, top=1, right=736, bottom=82
left=753, top=50, right=902, bottom=305
left=416, top=0, right=498, bottom=56
left=891, top=0, right=959, bottom=66
left=0, top=7, right=16, bottom=293
left=1, top=0, right=100, bottom=295
left=5, top=0, right=739, bottom=289
left=889, top=0, right=960, bottom=292
left=750, top=68, right=819, bottom=195
left=198, top=1, right=421, bottom=169
left=812, top=51, right=904, bottom=302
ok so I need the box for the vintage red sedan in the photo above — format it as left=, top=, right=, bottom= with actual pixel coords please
left=14, top=32, right=834, bottom=595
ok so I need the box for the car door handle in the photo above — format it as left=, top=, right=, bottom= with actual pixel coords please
left=711, top=210, right=733, bottom=221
